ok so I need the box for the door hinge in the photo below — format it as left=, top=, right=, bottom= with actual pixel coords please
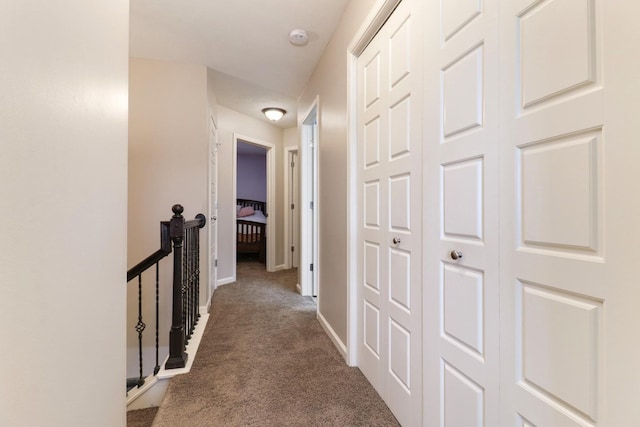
left=291, top=161, right=295, bottom=167
left=310, top=201, right=314, bottom=209
left=291, top=245, right=295, bottom=252
left=291, top=203, right=295, bottom=210
left=214, top=259, right=218, bottom=267
left=310, top=263, right=314, bottom=272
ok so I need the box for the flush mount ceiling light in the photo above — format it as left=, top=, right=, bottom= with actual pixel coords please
left=289, top=29, right=309, bottom=46
left=262, top=107, right=286, bottom=121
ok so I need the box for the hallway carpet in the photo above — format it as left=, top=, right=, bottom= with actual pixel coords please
left=150, top=262, right=399, bottom=426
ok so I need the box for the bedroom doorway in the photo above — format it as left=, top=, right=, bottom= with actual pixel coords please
left=232, top=134, right=276, bottom=277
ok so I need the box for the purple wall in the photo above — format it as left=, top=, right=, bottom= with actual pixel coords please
left=237, top=152, right=266, bottom=203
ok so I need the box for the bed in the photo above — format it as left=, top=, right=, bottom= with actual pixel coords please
left=236, top=199, right=267, bottom=262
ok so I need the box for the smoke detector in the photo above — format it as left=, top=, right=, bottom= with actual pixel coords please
left=289, top=29, right=308, bottom=46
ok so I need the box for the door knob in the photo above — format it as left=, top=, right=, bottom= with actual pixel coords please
left=392, top=237, right=401, bottom=245
left=450, top=250, right=463, bottom=260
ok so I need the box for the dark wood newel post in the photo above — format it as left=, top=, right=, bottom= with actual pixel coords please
left=165, top=204, right=188, bottom=369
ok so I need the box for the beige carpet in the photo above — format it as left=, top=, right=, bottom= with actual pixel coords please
left=150, top=262, right=400, bottom=427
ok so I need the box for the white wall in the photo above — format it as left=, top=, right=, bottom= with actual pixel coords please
left=0, top=1, right=129, bottom=426
left=297, top=0, right=377, bottom=348
left=237, top=151, right=267, bottom=202
left=128, top=58, right=210, bottom=375
left=217, top=106, right=286, bottom=281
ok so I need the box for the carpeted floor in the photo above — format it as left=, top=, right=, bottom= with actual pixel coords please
left=145, top=262, right=399, bottom=427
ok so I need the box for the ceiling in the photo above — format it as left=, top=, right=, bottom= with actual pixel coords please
left=130, top=0, right=351, bottom=129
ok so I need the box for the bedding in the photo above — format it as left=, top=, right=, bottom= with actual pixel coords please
left=236, top=199, right=267, bottom=262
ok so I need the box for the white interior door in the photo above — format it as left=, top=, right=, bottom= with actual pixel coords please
left=423, top=0, right=501, bottom=425
left=499, top=1, right=640, bottom=425
left=301, top=107, right=318, bottom=297
left=356, top=0, right=423, bottom=424
left=209, top=116, right=218, bottom=298
left=290, top=150, right=299, bottom=269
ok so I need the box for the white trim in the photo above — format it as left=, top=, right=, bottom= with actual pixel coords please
left=345, top=0, right=401, bottom=369
left=283, top=146, right=299, bottom=270
left=299, top=97, right=320, bottom=298
left=217, top=276, right=235, bottom=286
left=232, top=133, right=276, bottom=274
left=126, top=376, right=169, bottom=410
left=274, top=263, right=286, bottom=272
left=318, top=310, right=347, bottom=361
left=207, top=115, right=219, bottom=311
left=156, top=312, right=210, bottom=379
left=127, top=312, right=210, bottom=409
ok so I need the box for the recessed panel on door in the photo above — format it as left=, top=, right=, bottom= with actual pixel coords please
left=389, top=174, right=411, bottom=231
left=364, top=180, right=380, bottom=228
left=442, top=0, right=483, bottom=41
left=442, top=158, right=484, bottom=240
left=519, top=281, right=601, bottom=420
left=443, top=362, right=484, bottom=427
left=442, top=45, right=484, bottom=139
left=518, top=0, right=595, bottom=109
left=364, top=301, right=381, bottom=357
left=365, top=116, right=381, bottom=168
left=389, top=248, right=411, bottom=310
left=365, top=53, right=381, bottom=109
left=389, top=16, right=411, bottom=88
left=389, top=319, right=411, bottom=390
left=443, top=264, right=484, bottom=356
left=365, top=242, right=380, bottom=291
left=519, top=133, right=599, bottom=253
left=389, top=96, right=411, bottom=159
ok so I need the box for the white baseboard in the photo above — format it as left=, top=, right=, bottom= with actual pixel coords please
left=317, top=310, right=347, bottom=362
left=157, top=312, right=209, bottom=379
left=217, top=276, right=235, bottom=287
left=126, top=376, right=169, bottom=410
left=274, top=264, right=286, bottom=271
left=296, top=283, right=302, bottom=294
left=127, top=312, right=210, bottom=410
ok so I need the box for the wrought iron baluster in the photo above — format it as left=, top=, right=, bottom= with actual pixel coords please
left=136, top=275, right=146, bottom=387
left=154, top=262, right=160, bottom=376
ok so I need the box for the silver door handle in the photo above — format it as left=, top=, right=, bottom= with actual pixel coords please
left=392, top=237, right=401, bottom=245
left=450, top=250, right=463, bottom=260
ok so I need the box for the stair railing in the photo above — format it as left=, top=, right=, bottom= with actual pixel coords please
left=126, top=204, right=206, bottom=391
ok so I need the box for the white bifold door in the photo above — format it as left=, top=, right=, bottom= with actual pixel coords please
left=356, top=0, right=424, bottom=425
left=356, top=0, right=640, bottom=425
left=423, top=0, right=501, bottom=425
left=421, top=0, right=640, bottom=426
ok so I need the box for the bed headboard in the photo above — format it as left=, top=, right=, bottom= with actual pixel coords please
left=237, top=198, right=266, bottom=214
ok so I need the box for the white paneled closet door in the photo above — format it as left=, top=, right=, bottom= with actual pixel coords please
left=421, top=0, right=640, bottom=426
left=356, top=0, right=423, bottom=425
left=423, top=0, right=501, bottom=425
left=500, top=1, right=640, bottom=426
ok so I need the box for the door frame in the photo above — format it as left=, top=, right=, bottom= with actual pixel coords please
left=232, top=133, right=276, bottom=276
left=207, top=112, right=219, bottom=312
left=283, top=146, right=299, bottom=271
left=299, top=98, right=319, bottom=297
left=346, top=0, right=403, bottom=367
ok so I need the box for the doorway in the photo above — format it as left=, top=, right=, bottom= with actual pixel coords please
left=232, top=134, right=276, bottom=279
left=300, top=100, right=319, bottom=297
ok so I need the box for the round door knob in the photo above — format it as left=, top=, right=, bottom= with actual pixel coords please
left=450, top=250, right=463, bottom=260
left=392, top=237, right=401, bottom=245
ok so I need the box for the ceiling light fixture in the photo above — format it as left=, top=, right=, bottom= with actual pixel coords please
left=289, top=29, right=309, bottom=46
left=262, top=107, right=286, bottom=122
